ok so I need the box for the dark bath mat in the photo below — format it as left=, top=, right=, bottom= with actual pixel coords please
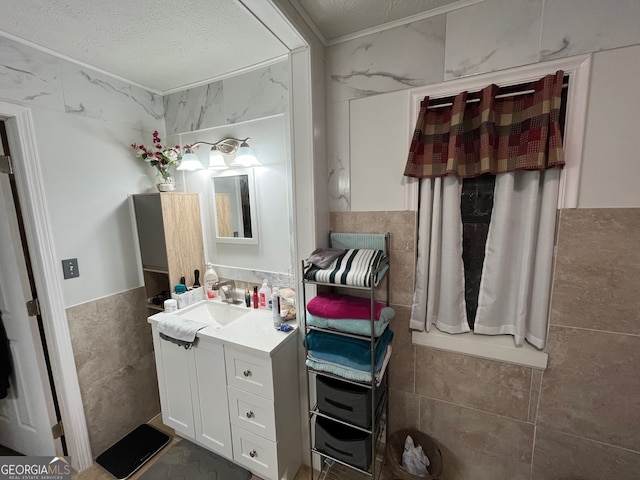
left=96, top=424, right=170, bottom=479
left=138, top=439, right=252, bottom=480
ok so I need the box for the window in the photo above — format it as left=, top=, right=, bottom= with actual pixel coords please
left=461, top=174, right=495, bottom=329
left=459, top=87, right=568, bottom=331
left=404, top=55, right=591, bottom=368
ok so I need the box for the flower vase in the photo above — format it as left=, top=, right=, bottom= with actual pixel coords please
left=156, top=171, right=175, bottom=192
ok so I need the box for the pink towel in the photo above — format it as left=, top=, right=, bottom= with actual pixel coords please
left=306, top=293, right=384, bottom=320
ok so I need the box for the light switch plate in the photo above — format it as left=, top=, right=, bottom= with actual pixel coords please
left=62, top=258, right=79, bottom=279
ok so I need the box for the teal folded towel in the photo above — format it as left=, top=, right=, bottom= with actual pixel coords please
left=304, top=328, right=393, bottom=371
left=306, top=309, right=393, bottom=337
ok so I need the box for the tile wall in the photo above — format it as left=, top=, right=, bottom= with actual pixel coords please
left=66, top=287, right=160, bottom=456
left=330, top=209, right=640, bottom=480
left=0, top=37, right=163, bottom=131
left=163, top=61, right=289, bottom=135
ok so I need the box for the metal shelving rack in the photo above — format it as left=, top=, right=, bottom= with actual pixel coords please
left=302, top=233, right=391, bottom=480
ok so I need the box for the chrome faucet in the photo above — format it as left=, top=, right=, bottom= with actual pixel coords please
left=214, top=280, right=237, bottom=304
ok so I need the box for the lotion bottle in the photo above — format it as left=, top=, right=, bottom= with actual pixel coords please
left=203, top=263, right=219, bottom=300
left=258, top=279, right=271, bottom=309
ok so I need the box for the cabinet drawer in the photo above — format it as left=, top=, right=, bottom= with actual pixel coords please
left=232, top=425, right=278, bottom=480
left=228, top=386, right=276, bottom=441
left=317, top=375, right=385, bottom=429
left=225, top=347, right=273, bottom=399
left=315, top=416, right=372, bottom=471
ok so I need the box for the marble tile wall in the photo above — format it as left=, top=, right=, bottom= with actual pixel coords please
left=330, top=209, right=640, bottom=480
left=163, top=61, right=289, bottom=135
left=66, top=287, right=160, bottom=456
left=327, top=0, right=640, bottom=211
left=0, top=36, right=164, bottom=133
left=326, top=16, right=446, bottom=211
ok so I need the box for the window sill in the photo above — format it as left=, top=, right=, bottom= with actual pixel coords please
left=412, top=329, right=548, bottom=369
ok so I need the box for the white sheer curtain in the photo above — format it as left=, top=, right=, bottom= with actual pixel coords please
left=410, top=169, right=560, bottom=349
left=409, top=175, right=469, bottom=333
left=474, top=168, right=560, bottom=348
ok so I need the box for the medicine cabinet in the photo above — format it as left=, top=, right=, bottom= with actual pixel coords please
left=211, top=169, right=258, bottom=245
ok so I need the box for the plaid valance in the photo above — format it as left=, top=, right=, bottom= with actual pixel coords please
left=404, top=70, right=565, bottom=178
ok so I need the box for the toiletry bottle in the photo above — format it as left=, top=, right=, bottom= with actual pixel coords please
left=245, top=288, right=251, bottom=307
left=203, top=263, right=219, bottom=299
left=272, top=286, right=281, bottom=329
left=164, top=299, right=177, bottom=313
left=253, top=286, right=259, bottom=309
left=258, top=279, right=271, bottom=309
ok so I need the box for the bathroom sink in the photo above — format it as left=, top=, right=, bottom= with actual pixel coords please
left=175, top=301, right=250, bottom=329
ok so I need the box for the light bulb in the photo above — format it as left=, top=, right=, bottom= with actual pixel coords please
left=230, top=142, right=260, bottom=167
left=208, top=147, right=228, bottom=170
left=177, top=152, right=204, bottom=171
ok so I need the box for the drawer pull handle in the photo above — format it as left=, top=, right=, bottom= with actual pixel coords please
left=249, top=450, right=258, bottom=458
left=246, top=411, right=255, bottom=419
left=243, top=370, right=252, bottom=377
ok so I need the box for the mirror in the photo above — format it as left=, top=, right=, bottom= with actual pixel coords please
left=211, top=169, right=258, bottom=244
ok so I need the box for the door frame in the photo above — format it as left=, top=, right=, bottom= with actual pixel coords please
left=0, top=100, right=92, bottom=471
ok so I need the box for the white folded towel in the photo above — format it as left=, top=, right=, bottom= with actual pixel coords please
left=158, top=315, right=208, bottom=348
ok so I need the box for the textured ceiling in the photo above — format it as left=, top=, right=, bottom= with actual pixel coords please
left=0, top=0, right=289, bottom=92
left=296, top=0, right=466, bottom=40
left=0, top=0, right=476, bottom=92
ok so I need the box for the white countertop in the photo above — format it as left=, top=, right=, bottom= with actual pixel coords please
left=148, top=300, right=299, bottom=357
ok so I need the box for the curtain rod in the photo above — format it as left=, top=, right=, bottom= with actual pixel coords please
left=426, top=82, right=568, bottom=110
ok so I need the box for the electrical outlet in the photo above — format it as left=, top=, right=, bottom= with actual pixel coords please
left=62, top=258, right=79, bottom=279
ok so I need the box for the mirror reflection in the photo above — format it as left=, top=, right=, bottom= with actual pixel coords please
left=211, top=170, right=258, bottom=244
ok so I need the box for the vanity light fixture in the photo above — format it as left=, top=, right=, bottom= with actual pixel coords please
left=179, top=137, right=261, bottom=171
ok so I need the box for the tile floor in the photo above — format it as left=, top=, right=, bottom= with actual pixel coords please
left=72, top=415, right=390, bottom=480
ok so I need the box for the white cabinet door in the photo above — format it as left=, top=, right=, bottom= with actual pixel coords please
left=193, top=340, right=232, bottom=458
left=152, top=329, right=195, bottom=437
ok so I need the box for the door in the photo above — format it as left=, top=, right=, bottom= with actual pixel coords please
left=215, top=193, right=233, bottom=237
left=151, top=327, right=196, bottom=437
left=0, top=148, right=58, bottom=455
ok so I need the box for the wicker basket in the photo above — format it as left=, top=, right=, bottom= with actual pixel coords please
left=385, top=429, right=443, bottom=480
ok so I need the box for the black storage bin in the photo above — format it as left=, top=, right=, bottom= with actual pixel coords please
left=315, top=416, right=372, bottom=470
left=316, top=375, right=385, bottom=428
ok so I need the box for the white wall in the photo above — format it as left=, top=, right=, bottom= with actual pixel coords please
left=163, top=60, right=294, bottom=282
left=31, top=109, right=157, bottom=306
left=179, top=114, right=292, bottom=275
left=578, top=44, right=640, bottom=207
left=350, top=91, right=410, bottom=211
left=0, top=36, right=165, bottom=307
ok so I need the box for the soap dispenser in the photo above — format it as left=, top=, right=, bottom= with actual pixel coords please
left=203, top=263, right=219, bottom=299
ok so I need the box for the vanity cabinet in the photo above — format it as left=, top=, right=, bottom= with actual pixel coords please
left=149, top=314, right=302, bottom=480
left=132, top=192, right=205, bottom=312
left=151, top=329, right=232, bottom=458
